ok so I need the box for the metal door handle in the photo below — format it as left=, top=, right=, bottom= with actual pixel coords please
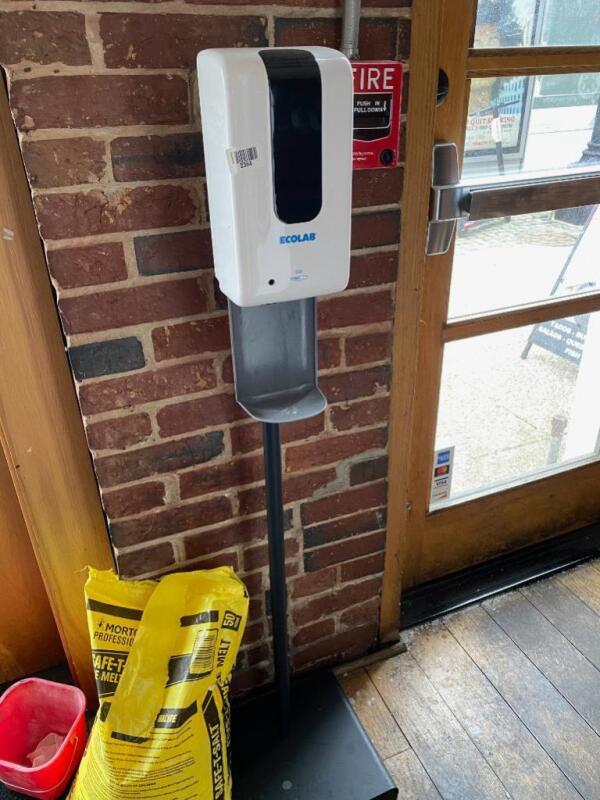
left=427, top=142, right=466, bottom=255
left=426, top=142, right=600, bottom=256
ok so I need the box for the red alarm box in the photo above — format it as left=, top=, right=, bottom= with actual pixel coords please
left=352, top=61, right=403, bottom=170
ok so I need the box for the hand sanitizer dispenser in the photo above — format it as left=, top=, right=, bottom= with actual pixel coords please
left=196, top=48, right=398, bottom=800
left=197, top=47, right=353, bottom=308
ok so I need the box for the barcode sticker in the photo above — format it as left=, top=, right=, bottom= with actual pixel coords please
left=190, top=627, right=219, bottom=675
left=227, top=146, right=259, bottom=173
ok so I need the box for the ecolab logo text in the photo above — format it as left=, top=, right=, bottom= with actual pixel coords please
left=279, top=233, right=316, bottom=244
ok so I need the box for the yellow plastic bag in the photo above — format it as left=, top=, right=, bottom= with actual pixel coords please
left=69, top=566, right=249, bottom=800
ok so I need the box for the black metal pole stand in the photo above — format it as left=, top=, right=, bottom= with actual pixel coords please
left=262, top=422, right=291, bottom=736
left=232, top=417, right=397, bottom=798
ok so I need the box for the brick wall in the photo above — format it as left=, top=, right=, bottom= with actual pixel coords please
left=1, top=0, right=409, bottom=689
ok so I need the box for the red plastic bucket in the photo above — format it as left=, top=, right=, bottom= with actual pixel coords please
left=0, top=678, right=87, bottom=800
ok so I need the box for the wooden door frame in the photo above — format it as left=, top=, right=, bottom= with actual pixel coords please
left=380, top=0, right=448, bottom=641
left=0, top=76, right=113, bottom=701
left=380, top=0, right=600, bottom=641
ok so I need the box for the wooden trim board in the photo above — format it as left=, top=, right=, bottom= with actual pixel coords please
left=0, top=78, right=113, bottom=702
left=379, top=0, right=444, bottom=641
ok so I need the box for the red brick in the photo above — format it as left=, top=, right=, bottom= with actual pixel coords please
left=112, top=132, right=204, bottom=181
left=302, top=482, right=387, bottom=526
left=304, top=531, right=386, bottom=572
left=348, top=251, right=397, bottom=289
left=222, top=355, right=234, bottom=384
left=401, top=72, right=410, bottom=114
left=242, top=571, right=265, bottom=598
left=86, top=413, right=152, bottom=451
left=231, top=415, right=324, bottom=455
left=79, top=360, right=216, bottom=415
left=351, top=210, right=400, bottom=250
left=246, top=643, right=270, bottom=667
left=318, top=290, right=393, bottom=330
left=0, top=12, right=90, bottom=66
left=293, top=618, right=335, bottom=648
left=340, top=597, right=380, bottom=628
left=59, top=279, right=208, bottom=335
left=158, top=392, right=244, bottom=438
left=274, top=18, right=397, bottom=60
left=100, top=14, right=267, bottom=68
left=330, top=396, right=389, bottom=432
left=117, top=541, right=175, bottom=578
left=238, top=467, right=336, bottom=516
left=95, top=430, right=224, bottom=487
left=103, top=481, right=165, bottom=519
left=187, top=0, right=335, bottom=5
left=186, top=550, right=239, bottom=572
left=349, top=455, right=388, bottom=486
left=153, top=316, right=229, bottom=362
left=231, top=666, right=269, bottom=694
left=352, top=167, right=404, bottom=208
left=22, top=137, right=106, bottom=188
left=399, top=122, right=407, bottom=163
left=363, top=0, right=410, bottom=6
left=304, top=507, right=386, bottom=549
left=397, top=17, right=412, bottom=60
left=242, top=621, right=265, bottom=647
left=293, top=623, right=378, bottom=671
left=47, top=243, right=127, bottom=290
left=286, top=428, right=386, bottom=473
left=346, top=332, right=392, bottom=366
left=318, top=337, right=342, bottom=369
left=110, top=495, right=232, bottom=547
left=184, top=516, right=267, bottom=561
left=293, top=577, right=380, bottom=627
left=180, top=454, right=263, bottom=499
left=10, top=75, right=189, bottom=130
left=340, top=551, right=385, bottom=582
left=212, top=278, right=228, bottom=311
left=320, top=365, right=390, bottom=404
left=243, top=537, right=298, bottom=573
left=135, top=230, right=213, bottom=277
left=291, top=567, right=337, bottom=599
left=248, top=595, right=263, bottom=619
left=35, top=185, right=196, bottom=240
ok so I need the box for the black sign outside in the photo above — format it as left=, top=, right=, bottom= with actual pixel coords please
left=527, top=315, right=589, bottom=366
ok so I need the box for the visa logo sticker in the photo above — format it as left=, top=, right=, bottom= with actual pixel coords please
left=430, top=446, right=455, bottom=506
left=279, top=233, right=316, bottom=244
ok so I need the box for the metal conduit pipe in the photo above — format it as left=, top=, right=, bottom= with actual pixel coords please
left=341, top=0, right=361, bottom=59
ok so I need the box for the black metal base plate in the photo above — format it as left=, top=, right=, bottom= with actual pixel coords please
left=232, top=670, right=398, bottom=800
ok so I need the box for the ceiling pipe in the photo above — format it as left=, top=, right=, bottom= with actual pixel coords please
left=341, top=0, right=361, bottom=59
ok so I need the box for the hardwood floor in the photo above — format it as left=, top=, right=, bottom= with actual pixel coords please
left=341, top=559, right=600, bottom=800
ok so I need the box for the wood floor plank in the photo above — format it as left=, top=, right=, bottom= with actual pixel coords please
left=339, top=668, right=409, bottom=759
left=368, top=652, right=511, bottom=800
left=523, top=578, right=600, bottom=670
left=408, top=622, right=580, bottom=800
left=385, top=750, right=442, bottom=800
left=558, top=563, right=600, bottom=615
left=447, top=604, right=600, bottom=800
left=486, top=591, right=600, bottom=734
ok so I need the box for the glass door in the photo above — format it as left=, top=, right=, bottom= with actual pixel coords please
left=381, top=0, right=600, bottom=637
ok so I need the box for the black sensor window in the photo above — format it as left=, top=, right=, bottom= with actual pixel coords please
left=259, top=49, right=322, bottom=224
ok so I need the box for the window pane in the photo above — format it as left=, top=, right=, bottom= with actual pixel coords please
left=463, top=74, right=600, bottom=179
left=448, top=205, right=600, bottom=319
left=474, top=0, right=600, bottom=49
left=431, top=312, right=600, bottom=508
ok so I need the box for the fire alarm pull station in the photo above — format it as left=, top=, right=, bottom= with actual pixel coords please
left=352, top=61, right=403, bottom=170
left=198, top=46, right=398, bottom=800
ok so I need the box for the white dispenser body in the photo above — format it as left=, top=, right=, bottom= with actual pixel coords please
left=197, top=46, right=353, bottom=307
